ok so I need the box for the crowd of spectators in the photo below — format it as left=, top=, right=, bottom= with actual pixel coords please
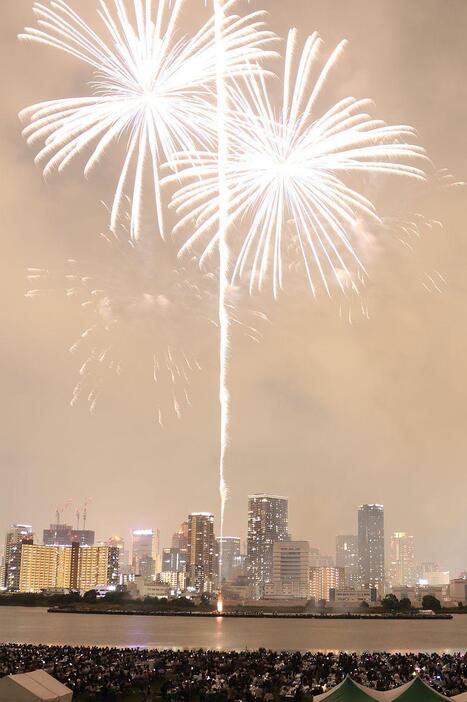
left=0, top=645, right=465, bottom=700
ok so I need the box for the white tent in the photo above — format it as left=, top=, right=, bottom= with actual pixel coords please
left=0, top=669, right=72, bottom=702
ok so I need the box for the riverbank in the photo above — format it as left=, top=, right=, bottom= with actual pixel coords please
left=47, top=607, right=453, bottom=620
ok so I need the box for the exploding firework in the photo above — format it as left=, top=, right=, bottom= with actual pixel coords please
left=26, top=217, right=264, bottom=426
left=169, top=28, right=427, bottom=299
left=19, top=0, right=276, bottom=240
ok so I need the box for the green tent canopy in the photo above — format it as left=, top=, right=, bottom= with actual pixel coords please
left=391, top=676, right=452, bottom=702
left=315, top=677, right=389, bottom=702
left=315, top=676, right=462, bottom=702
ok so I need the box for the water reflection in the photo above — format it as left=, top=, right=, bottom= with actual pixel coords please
left=0, top=608, right=465, bottom=653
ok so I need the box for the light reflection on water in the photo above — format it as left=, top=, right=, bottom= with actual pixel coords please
left=0, top=608, right=465, bottom=653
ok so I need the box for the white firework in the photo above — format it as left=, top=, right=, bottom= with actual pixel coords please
left=168, top=28, right=427, bottom=298
left=26, top=221, right=265, bottom=425
left=19, top=0, right=276, bottom=239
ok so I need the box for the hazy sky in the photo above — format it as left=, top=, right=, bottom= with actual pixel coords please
left=1, top=1, right=466, bottom=575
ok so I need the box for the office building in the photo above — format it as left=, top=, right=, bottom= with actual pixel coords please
left=418, top=569, right=450, bottom=586
left=330, top=586, right=374, bottom=606
left=449, top=579, right=467, bottom=605
left=215, top=536, right=241, bottom=583
left=43, top=523, right=95, bottom=548
left=187, top=512, right=215, bottom=593
left=388, top=532, right=416, bottom=587
left=336, top=535, right=359, bottom=586
left=309, top=566, right=345, bottom=603
left=358, top=504, right=385, bottom=593
left=266, top=540, right=309, bottom=599
left=247, top=494, right=288, bottom=597
left=4, top=524, right=34, bottom=591
left=131, top=529, right=160, bottom=578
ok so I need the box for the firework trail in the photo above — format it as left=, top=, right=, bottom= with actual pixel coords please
left=213, top=0, right=229, bottom=593
left=19, top=0, right=276, bottom=240
left=26, top=215, right=265, bottom=426
left=169, top=28, right=427, bottom=299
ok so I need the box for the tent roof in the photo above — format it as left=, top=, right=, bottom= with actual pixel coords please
left=390, top=676, right=451, bottom=702
left=0, top=670, right=72, bottom=701
left=25, top=670, right=71, bottom=698
left=315, top=677, right=383, bottom=702
left=315, top=677, right=454, bottom=702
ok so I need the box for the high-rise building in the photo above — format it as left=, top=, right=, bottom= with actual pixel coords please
left=172, top=522, right=189, bottom=553
left=131, top=529, right=160, bottom=578
left=19, top=544, right=73, bottom=592
left=187, top=512, right=215, bottom=593
left=162, top=547, right=185, bottom=573
left=43, top=524, right=95, bottom=547
left=160, top=546, right=186, bottom=594
left=309, top=566, right=345, bottom=603
left=78, top=546, right=119, bottom=592
left=309, top=548, right=334, bottom=568
left=215, top=536, right=241, bottom=583
left=17, top=544, right=118, bottom=593
left=358, top=504, right=385, bottom=593
left=336, top=535, right=359, bottom=586
left=267, top=540, right=309, bottom=599
left=247, top=494, right=288, bottom=597
left=4, top=524, right=34, bottom=591
left=388, top=532, right=416, bottom=587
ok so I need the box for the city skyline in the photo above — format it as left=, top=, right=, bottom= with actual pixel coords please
left=2, top=497, right=462, bottom=582
left=0, top=0, right=466, bottom=579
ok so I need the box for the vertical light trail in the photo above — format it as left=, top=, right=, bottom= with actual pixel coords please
left=214, top=0, right=230, bottom=596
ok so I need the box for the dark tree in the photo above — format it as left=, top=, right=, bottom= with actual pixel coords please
left=421, top=594, right=442, bottom=612
left=382, top=594, right=399, bottom=612
left=82, top=589, right=97, bottom=603
left=399, top=597, right=412, bottom=612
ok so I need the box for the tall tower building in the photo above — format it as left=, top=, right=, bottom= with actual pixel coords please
left=215, top=536, right=241, bottom=583
left=131, top=529, right=160, bottom=579
left=389, top=532, right=416, bottom=587
left=336, top=535, right=359, bottom=586
left=358, top=504, right=385, bottom=593
left=187, top=512, right=215, bottom=593
left=4, top=524, right=34, bottom=591
left=247, top=494, right=288, bottom=597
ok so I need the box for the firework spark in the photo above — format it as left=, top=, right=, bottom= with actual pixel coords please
left=26, top=219, right=264, bottom=426
left=19, top=0, right=276, bottom=240
left=169, top=28, right=427, bottom=298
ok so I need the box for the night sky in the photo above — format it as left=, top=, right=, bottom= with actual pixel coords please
left=1, top=1, right=466, bottom=574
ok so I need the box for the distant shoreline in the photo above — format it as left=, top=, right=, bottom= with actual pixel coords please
left=47, top=607, right=453, bottom=620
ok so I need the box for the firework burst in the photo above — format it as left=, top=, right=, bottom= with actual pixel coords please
left=168, top=28, right=427, bottom=298
left=19, top=0, right=276, bottom=240
left=26, top=218, right=264, bottom=425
